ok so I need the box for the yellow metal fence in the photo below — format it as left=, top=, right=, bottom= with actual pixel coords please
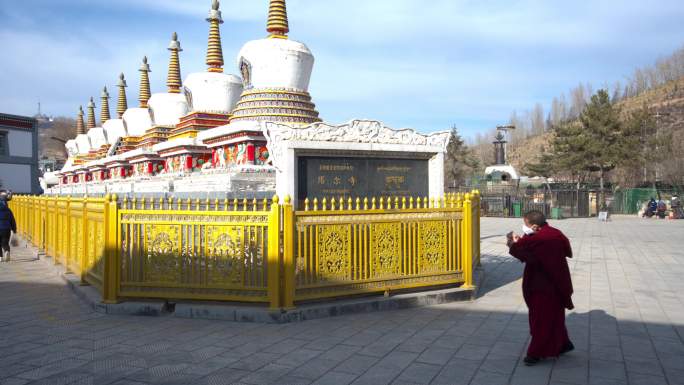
left=11, top=192, right=480, bottom=309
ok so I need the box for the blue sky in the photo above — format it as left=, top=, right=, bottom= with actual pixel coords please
left=1, top=0, right=683, bottom=139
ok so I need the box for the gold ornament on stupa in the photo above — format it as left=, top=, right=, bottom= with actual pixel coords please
left=76, top=106, right=86, bottom=135
left=117, top=73, right=128, bottom=118
left=100, top=86, right=111, bottom=124
left=167, top=32, right=183, bottom=93
left=267, top=0, right=289, bottom=38
left=139, top=56, right=152, bottom=108
left=86, top=97, right=96, bottom=129
left=206, top=0, right=224, bottom=73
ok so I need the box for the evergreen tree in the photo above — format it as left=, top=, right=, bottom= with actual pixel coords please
left=444, top=125, right=479, bottom=189
left=550, top=121, right=593, bottom=183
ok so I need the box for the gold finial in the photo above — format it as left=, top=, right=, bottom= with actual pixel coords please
left=100, top=86, right=111, bottom=124
left=76, top=106, right=86, bottom=135
left=167, top=32, right=183, bottom=93
left=86, top=97, right=96, bottom=129
left=139, top=56, right=151, bottom=108
left=267, top=0, right=289, bottom=38
left=117, top=73, right=128, bottom=118
left=206, top=0, right=224, bottom=73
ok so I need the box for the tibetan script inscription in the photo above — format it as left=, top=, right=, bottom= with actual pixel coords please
left=298, top=157, right=429, bottom=201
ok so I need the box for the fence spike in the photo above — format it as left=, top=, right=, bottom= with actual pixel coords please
left=363, top=197, right=369, bottom=210
left=402, top=197, right=407, bottom=210
left=253, top=198, right=258, bottom=211
left=285, top=195, right=292, bottom=205
left=331, top=197, right=336, bottom=211
left=233, top=198, right=238, bottom=211
left=322, top=197, right=327, bottom=211
left=304, top=198, right=310, bottom=211
left=262, top=198, right=268, bottom=211
left=371, top=197, right=376, bottom=210
left=242, top=198, right=248, bottom=211
left=348, top=197, right=353, bottom=210
left=355, top=197, right=361, bottom=211
left=313, top=197, right=319, bottom=211
left=379, top=197, right=384, bottom=210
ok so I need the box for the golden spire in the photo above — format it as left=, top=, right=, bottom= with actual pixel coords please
left=267, top=0, right=289, bottom=38
left=205, top=0, right=224, bottom=73
left=76, top=106, right=86, bottom=136
left=117, top=73, right=128, bottom=118
left=100, top=86, right=111, bottom=123
left=167, top=32, right=183, bottom=93
left=139, top=56, right=151, bottom=108
left=86, top=97, right=96, bottom=129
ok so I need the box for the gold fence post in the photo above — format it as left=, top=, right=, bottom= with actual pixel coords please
left=80, top=196, right=89, bottom=285
left=462, top=193, right=473, bottom=288
left=102, top=194, right=119, bottom=304
left=281, top=196, right=295, bottom=309
left=473, top=190, right=481, bottom=267
left=66, top=196, right=72, bottom=270
left=267, top=195, right=281, bottom=309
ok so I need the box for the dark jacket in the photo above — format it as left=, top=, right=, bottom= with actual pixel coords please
left=0, top=202, right=17, bottom=232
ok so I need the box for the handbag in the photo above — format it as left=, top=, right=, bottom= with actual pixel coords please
left=10, top=234, right=19, bottom=247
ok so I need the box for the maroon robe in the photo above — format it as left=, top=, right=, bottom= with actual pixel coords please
left=509, top=224, right=574, bottom=358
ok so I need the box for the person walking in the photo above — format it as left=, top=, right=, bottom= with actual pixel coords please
left=507, top=210, right=574, bottom=365
left=0, top=199, right=17, bottom=262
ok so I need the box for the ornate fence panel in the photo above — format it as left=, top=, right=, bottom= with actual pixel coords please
left=291, top=194, right=474, bottom=302
left=116, top=197, right=277, bottom=304
left=12, top=192, right=480, bottom=310
left=56, top=198, right=70, bottom=267
left=83, top=198, right=107, bottom=290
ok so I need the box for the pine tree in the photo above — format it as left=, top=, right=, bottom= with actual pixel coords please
left=444, top=125, right=480, bottom=189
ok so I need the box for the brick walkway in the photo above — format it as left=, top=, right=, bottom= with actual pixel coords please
left=1, top=216, right=683, bottom=385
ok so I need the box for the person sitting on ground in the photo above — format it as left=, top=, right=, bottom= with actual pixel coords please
left=644, top=198, right=658, bottom=217
left=0, top=197, right=16, bottom=263
left=507, top=210, right=575, bottom=366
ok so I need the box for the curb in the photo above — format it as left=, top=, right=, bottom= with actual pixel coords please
left=23, top=237, right=484, bottom=323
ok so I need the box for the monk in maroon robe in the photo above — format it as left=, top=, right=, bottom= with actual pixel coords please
left=508, top=210, right=574, bottom=365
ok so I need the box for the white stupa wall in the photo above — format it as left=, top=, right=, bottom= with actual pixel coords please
left=87, top=127, right=108, bottom=149
left=183, top=72, right=243, bottom=114
left=75, top=134, right=92, bottom=154
left=122, top=108, right=153, bottom=136
left=103, top=119, right=127, bottom=145
left=65, top=139, right=79, bottom=157
left=149, top=93, right=189, bottom=126
left=238, top=39, right=314, bottom=91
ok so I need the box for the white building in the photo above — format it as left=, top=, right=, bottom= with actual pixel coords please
left=0, top=113, right=39, bottom=194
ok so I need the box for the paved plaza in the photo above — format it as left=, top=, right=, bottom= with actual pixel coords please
left=1, top=216, right=683, bottom=385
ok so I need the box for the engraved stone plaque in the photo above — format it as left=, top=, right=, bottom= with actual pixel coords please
left=298, top=156, right=429, bottom=202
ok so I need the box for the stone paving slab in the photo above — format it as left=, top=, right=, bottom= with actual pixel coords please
left=1, top=216, right=683, bottom=384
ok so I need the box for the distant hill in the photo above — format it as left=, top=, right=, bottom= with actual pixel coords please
left=38, top=117, right=76, bottom=162
left=506, top=76, right=684, bottom=179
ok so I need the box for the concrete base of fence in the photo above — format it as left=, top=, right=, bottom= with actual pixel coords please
left=174, top=278, right=481, bottom=323
left=27, top=238, right=483, bottom=323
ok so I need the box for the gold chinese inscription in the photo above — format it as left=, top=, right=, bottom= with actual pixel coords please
left=371, top=222, right=401, bottom=278
left=418, top=221, right=446, bottom=273
left=145, top=224, right=181, bottom=283
left=317, top=224, right=350, bottom=280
